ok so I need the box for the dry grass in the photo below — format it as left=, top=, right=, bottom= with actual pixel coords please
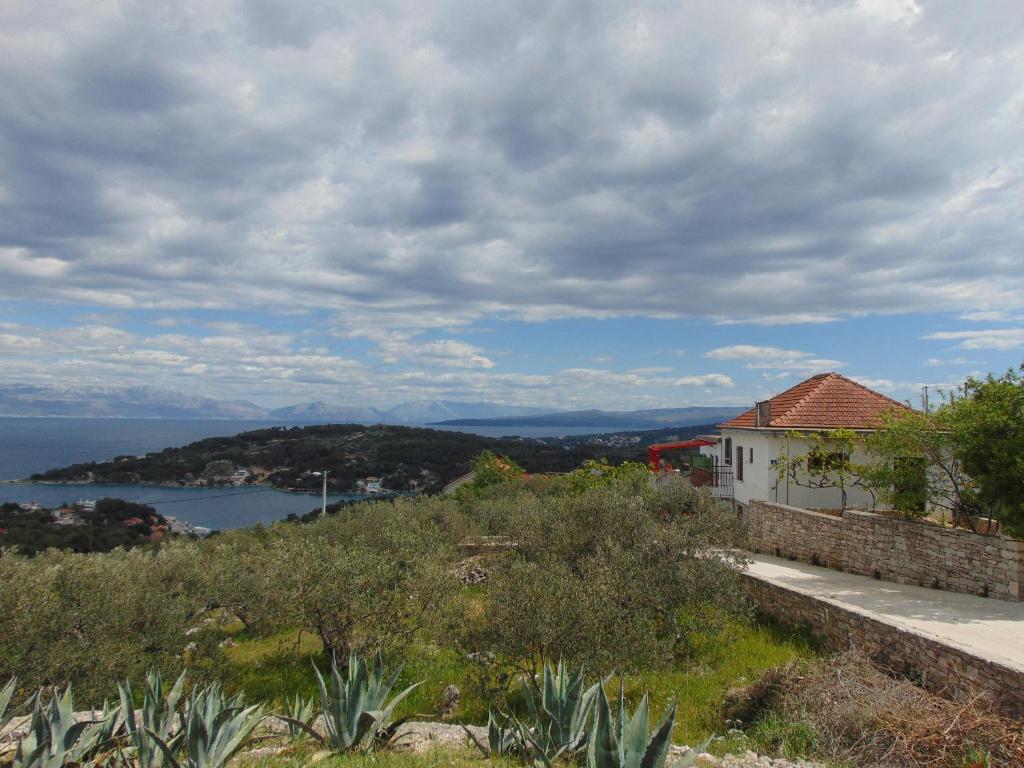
left=742, top=652, right=1024, bottom=767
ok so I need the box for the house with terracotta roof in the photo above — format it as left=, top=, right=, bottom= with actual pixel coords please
left=716, top=372, right=913, bottom=512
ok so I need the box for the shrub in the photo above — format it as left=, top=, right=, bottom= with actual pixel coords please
left=459, top=479, right=748, bottom=677
left=0, top=542, right=209, bottom=700
left=246, top=510, right=459, bottom=661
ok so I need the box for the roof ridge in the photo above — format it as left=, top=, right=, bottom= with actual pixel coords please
left=769, top=371, right=834, bottom=425
left=826, top=371, right=911, bottom=410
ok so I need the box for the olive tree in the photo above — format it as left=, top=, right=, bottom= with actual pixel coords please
left=255, top=504, right=460, bottom=661
left=0, top=542, right=208, bottom=700
left=458, top=478, right=748, bottom=689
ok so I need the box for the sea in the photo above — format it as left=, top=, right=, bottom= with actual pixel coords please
left=0, top=417, right=622, bottom=529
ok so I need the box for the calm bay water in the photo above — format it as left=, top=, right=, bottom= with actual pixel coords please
left=0, top=417, right=621, bottom=529
left=0, top=482, right=364, bottom=530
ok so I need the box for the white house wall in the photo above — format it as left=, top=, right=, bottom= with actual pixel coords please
left=719, top=428, right=879, bottom=511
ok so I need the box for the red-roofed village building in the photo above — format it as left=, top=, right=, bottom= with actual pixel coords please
left=714, top=372, right=912, bottom=512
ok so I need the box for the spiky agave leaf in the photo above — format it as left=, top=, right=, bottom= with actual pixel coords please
left=463, top=710, right=522, bottom=757
left=311, top=651, right=423, bottom=753
left=529, top=660, right=600, bottom=756
left=281, top=692, right=317, bottom=739
left=586, top=685, right=682, bottom=768
left=146, top=683, right=264, bottom=768
left=12, top=686, right=98, bottom=768
left=73, top=699, right=125, bottom=764
left=119, top=670, right=187, bottom=768
left=0, top=677, right=16, bottom=731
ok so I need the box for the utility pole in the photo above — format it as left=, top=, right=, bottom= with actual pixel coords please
left=312, top=469, right=329, bottom=516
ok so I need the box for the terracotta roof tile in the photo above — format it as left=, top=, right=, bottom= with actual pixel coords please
left=719, top=372, right=912, bottom=431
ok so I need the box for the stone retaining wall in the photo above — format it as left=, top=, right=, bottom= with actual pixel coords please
left=746, top=500, right=1024, bottom=601
left=743, top=574, right=1024, bottom=716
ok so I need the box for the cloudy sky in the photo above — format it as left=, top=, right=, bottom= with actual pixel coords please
left=1, top=0, right=1023, bottom=410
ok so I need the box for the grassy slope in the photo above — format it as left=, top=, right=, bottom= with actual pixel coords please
left=223, top=619, right=816, bottom=747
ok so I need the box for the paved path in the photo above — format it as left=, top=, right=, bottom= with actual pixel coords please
left=745, top=553, right=1024, bottom=673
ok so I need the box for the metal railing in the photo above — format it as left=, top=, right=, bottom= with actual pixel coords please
left=690, top=465, right=734, bottom=500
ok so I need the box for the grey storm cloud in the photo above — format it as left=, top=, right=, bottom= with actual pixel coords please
left=1, top=0, right=1023, bottom=326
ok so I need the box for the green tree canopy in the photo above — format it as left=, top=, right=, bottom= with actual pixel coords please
left=950, top=366, right=1024, bottom=537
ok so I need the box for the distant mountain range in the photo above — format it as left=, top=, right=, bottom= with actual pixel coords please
left=0, top=385, right=547, bottom=423
left=266, top=400, right=547, bottom=424
left=0, top=384, right=743, bottom=428
left=430, top=406, right=744, bottom=429
left=0, top=384, right=269, bottom=420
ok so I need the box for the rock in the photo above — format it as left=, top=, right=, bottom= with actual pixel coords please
left=454, top=556, right=489, bottom=585
left=392, top=721, right=485, bottom=753
left=438, top=684, right=460, bottom=720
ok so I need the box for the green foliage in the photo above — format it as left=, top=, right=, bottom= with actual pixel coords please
left=0, top=542, right=210, bottom=702
left=282, top=692, right=317, bottom=740
left=1, top=462, right=755, bottom=748
left=454, top=451, right=526, bottom=499
left=467, top=661, right=601, bottom=765
left=750, top=711, right=821, bottom=760
left=951, top=366, right=1024, bottom=537
left=250, top=509, right=458, bottom=660
left=11, top=686, right=111, bottom=768
left=862, top=407, right=967, bottom=521
left=775, top=429, right=872, bottom=511
left=858, top=365, right=1024, bottom=535
left=149, top=683, right=264, bottom=768
left=464, top=711, right=527, bottom=759
left=0, top=498, right=168, bottom=556
left=586, top=685, right=708, bottom=768
left=461, top=479, right=749, bottom=676
left=118, top=670, right=187, bottom=768
left=0, top=676, right=16, bottom=733
left=305, top=652, right=422, bottom=752
left=522, top=661, right=601, bottom=761
left=559, top=460, right=651, bottom=496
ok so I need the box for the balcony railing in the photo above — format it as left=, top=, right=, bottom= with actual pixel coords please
left=690, top=465, right=734, bottom=500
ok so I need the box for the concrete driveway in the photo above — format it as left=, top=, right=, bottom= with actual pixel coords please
left=746, top=553, right=1024, bottom=674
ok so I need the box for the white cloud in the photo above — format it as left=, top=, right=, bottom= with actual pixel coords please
left=345, top=328, right=495, bottom=369
left=704, top=345, right=844, bottom=372
left=959, top=310, right=1019, bottom=322
left=924, top=329, right=1024, bottom=351
left=674, top=373, right=735, bottom=388
left=0, top=1, right=1022, bottom=328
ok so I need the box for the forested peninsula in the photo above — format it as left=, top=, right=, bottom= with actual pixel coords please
left=28, top=423, right=653, bottom=493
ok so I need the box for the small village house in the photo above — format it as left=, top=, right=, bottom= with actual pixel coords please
left=714, top=372, right=912, bottom=513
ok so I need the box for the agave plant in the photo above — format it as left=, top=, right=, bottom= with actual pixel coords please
left=11, top=686, right=104, bottom=768
left=281, top=692, right=317, bottom=740
left=523, top=660, right=601, bottom=760
left=286, top=651, right=421, bottom=752
left=118, top=670, right=186, bottom=768
left=148, top=683, right=264, bottom=768
left=586, top=685, right=710, bottom=768
left=77, top=699, right=125, bottom=764
left=464, top=710, right=529, bottom=758
left=0, top=677, right=17, bottom=737
left=465, top=661, right=600, bottom=766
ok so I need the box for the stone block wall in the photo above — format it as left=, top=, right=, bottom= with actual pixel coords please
left=744, top=574, right=1024, bottom=716
left=746, top=500, right=1024, bottom=601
